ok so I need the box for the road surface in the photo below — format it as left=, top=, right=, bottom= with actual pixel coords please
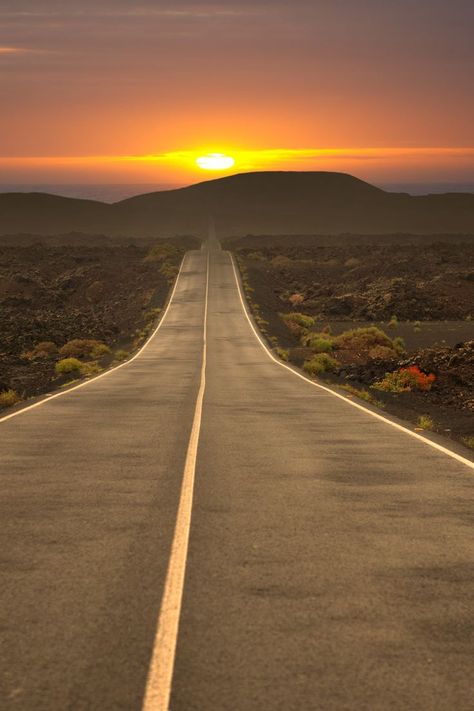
left=1, top=243, right=474, bottom=710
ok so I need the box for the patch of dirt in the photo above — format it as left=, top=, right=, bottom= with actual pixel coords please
left=233, top=237, right=474, bottom=323
left=0, top=233, right=198, bottom=399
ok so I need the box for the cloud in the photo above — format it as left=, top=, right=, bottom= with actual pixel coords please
left=0, top=46, right=52, bottom=55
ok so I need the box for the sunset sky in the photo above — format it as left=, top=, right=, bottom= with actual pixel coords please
left=1, top=0, right=473, bottom=187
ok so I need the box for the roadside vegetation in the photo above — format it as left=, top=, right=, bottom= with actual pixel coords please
left=0, top=234, right=197, bottom=411
left=233, top=238, right=474, bottom=450
left=0, top=389, right=22, bottom=410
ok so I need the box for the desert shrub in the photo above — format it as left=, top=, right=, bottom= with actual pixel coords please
left=307, top=336, right=334, bottom=353
left=59, top=339, right=109, bottom=359
left=281, top=312, right=315, bottom=329
left=22, top=341, right=58, bottom=360
left=392, top=336, right=406, bottom=354
left=303, top=353, right=338, bottom=376
left=334, top=326, right=393, bottom=351
left=144, top=307, right=161, bottom=323
left=55, top=358, right=82, bottom=375
left=374, top=365, right=436, bottom=393
left=340, top=384, right=385, bottom=408
left=160, top=263, right=179, bottom=281
left=114, top=349, right=129, bottom=362
left=90, top=343, right=111, bottom=358
left=255, top=315, right=269, bottom=329
left=417, top=415, right=434, bottom=430
left=288, top=293, right=304, bottom=307
left=276, top=347, right=289, bottom=361
left=281, top=312, right=315, bottom=338
left=0, top=389, right=21, bottom=408
left=388, top=315, right=398, bottom=329
left=368, top=345, right=397, bottom=360
left=462, top=436, right=474, bottom=450
left=80, top=361, right=102, bottom=376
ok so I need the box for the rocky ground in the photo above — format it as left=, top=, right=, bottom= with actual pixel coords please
left=0, top=233, right=198, bottom=402
left=229, top=235, right=474, bottom=451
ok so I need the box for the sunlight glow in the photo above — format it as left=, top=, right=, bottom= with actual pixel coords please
left=196, top=153, right=235, bottom=170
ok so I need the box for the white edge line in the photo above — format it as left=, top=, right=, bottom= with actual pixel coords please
left=229, top=252, right=474, bottom=471
left=141, top=250, right=209, bottom=711
left=0, top=254, right=189, bottom=425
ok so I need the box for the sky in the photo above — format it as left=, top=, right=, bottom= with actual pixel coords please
left=0, top=0, right=473, bottom=186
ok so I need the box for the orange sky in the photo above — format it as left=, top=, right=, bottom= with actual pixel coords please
left=1, top=1, right=473, bottom=186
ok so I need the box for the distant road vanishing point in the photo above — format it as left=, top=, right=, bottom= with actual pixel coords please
left=1, top=238, right=474, bottom=711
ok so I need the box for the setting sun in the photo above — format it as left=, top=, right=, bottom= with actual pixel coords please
left=196, top=153, right=235, bottom=171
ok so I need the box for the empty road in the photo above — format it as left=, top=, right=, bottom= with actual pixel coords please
left=1, top=243, right=474, bottom=710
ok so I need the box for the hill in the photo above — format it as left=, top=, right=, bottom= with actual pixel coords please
left=1, top=171, right=473, bottom=237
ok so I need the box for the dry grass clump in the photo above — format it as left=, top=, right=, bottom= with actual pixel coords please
left=79, top=361, right=102, bottom=377
left=114, top=349, right=129, bottom=362
left=339, top=384, right=385, bottom=408
left=333, top=326, right=393, bottom=351
left=281, top=312, right=315, bottom=337
left=0, top=389, right=22, bottom=409
left=59, top=339, right=110, bottom=359
left=144, top=307, right=161, bottom=323
left=462, top=436, right=474, bottom=450
left=276, top=347, right=289, bottom=361
left=23, top=341, right=58, bottom=359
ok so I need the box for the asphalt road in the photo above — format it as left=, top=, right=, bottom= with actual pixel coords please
left=1, top=243, right=474, bottom=710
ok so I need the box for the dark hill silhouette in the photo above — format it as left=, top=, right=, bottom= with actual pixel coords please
left=1, top=171, right=473, bottom=237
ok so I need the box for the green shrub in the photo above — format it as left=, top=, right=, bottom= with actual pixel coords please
left=303, top=353, right=338, bottom=376
left=80, top=361, right=102, bottom=376
left=144, top=307, right=161, bottom=322
left=417, top=415, right=434, bottom=430
left=90, top=343, right=111, bottom=358
left=55, top=358, right=82, bottom=375
left=114, top=349, right=129, bottom=362
left=0, top=389, right=22, bottom=409
left=160, top=263, right=179, bottom=281
left=462, top=436, right=474, bottom=450
left=392, top=336, right=406, bottom=354
left=59, top=339, right=109, bottom=359
left=281, top=312, right=315, bottom=338
left=276, top=347, right=289, bottom=361
left=307, top=336, right=334, bottom=353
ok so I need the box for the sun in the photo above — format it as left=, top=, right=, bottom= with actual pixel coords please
left=196, top=153, right=235, bottom=170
